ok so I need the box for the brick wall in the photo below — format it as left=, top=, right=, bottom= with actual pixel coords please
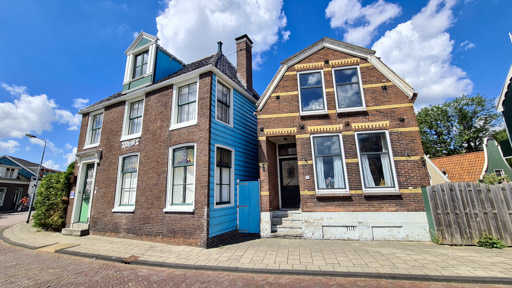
left=257, top=47, right=429, bottom=213
left=69, top=72, right=214, bottom=247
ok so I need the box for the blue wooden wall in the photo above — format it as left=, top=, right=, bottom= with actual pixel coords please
left=0, top=157, right=34, bottom=179
left=208, top=74, right=259, bottom=237
left=154, top=48, right=184, bottom=83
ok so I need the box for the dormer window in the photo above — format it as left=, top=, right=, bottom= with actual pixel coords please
left=133, top=51, right=149, bottom=79
left=5, top=168, right=16, bottom=178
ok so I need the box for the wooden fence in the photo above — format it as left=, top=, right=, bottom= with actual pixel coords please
left=424, top=182, right=512, bottom=246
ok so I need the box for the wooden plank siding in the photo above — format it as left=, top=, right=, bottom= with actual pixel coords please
left=426, top=183, right=512, bottom=246
left=208, top=74, right=259, bottom=237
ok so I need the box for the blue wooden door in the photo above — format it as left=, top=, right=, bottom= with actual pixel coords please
left=238, top=181, right=260, bottom=234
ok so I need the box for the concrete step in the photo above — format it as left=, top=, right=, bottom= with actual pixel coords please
left=269, top=230, right=304, bottom=238
left=272, top=210, right=301, bottom=218
left=271, top=225, right=303, bottom=233
left=71, top=223, right=89, bottom=230
left=62, top=227, right=89, bottom=237
left=271, top=218, right=302, bottom=225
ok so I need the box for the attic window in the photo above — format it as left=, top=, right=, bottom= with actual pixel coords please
left=333, top=66, right=365, bottom=112
left=297, top=70, right=327, bottom=115
left=133, top=51, right=149, bottom=79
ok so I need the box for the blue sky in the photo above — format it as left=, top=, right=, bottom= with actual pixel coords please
left=0, top=0, right=510, bottom=170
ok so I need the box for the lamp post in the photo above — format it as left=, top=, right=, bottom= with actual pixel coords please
left=25, top=134, right=46, bottom=224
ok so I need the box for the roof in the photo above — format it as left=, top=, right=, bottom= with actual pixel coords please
left=430, top=151, right=486, bottom=183
left=256, top=37, right=416, bottom=110
left=2, top=155, right=60, bottom=175
left=497, top=63, right=512, bottom=112
left=81, top=52, right=258, bottom=113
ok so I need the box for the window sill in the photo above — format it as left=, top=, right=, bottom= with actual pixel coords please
left=215, top=117, right=233, bottom=128
left=316, top=192, right=351, bottom=198
left=83, top=143, right=100, bottom=150
left=169, top=121, right=197, bottom=131
left=112, top=206, right=135, bottom=213
left=336, top=107, right=366, bottom=113
left=214, top=202, right=234, bottom=209
left=163, top=206, right=194, bottom=213
left=120, top=134, right=141, bottom=142
left=299, top=111, right=329, bottom=117
left=363, top=189, right=400, bottom=196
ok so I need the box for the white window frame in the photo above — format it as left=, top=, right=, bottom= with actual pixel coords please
left=84, top=109, right=104, bottom=149
left=215, top=77, right=234, bottom=128
left=297, top=70, right=328, bottom=116
left=164, top=143, right=197, bottom=212
left=214, top=144, right=235, bottom=208
left=0, top=187, right=6, bottom=206
left=121, top=96, right=145, bottom=141
left=355, top=130, right=399, bottom=195
left=170, top=78, right=199, bottom=130
left=494, top=169, right=505, bottom=177
left=123, top=41, right=156, bottom=84
left=4, top=167, right=18, bottom=179
left=310, top=134, right=349, bottom=195
left=112, top=152, right=140, bottom=213
left=332, top=65, right=366, bottom=112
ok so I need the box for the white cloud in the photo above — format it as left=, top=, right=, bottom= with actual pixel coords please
left=0, top=83, right=82, bottom=138
left=43, top=160, right=60, bottom=170
left=65, top=143, right=73, bottom=150
left=64, top=147, right=77, bottom=165
left=156, top=0, right=289, bottom=69
left=72, top=98, right=89, bottom=110
left=326, top=0, right=401, bottom=47
left=281, top=30, right=291, bottom=42
left=459, top=40, right=475, bottom=51
left=0, top=140, right=20, bottom=153
left=29, top=138, right=62, bottom=154
left=371, top=0, right=473, bottom=107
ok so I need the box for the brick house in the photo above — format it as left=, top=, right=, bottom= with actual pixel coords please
left=64, top=32, right=259, bottom=247
left=256, top=38, right=430, bottom=241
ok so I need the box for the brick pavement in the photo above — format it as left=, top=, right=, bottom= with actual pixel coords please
left=2, top=223, right=512, bottom=285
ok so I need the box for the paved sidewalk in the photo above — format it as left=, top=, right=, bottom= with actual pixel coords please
left=2, top=223, right=512, bottom=284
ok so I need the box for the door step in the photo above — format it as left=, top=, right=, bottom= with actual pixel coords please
left=62, top=223, right=89, bottom=236
left=270, top=210, right=303, bottom=238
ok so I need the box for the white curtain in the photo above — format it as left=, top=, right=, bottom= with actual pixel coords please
left=380, top=135, right=393, bottom=187
left=361, top=155, right=375, bottom=187
left=333, top=156, right=344, bottom=188
left=316, top=157, right=326, bottom=188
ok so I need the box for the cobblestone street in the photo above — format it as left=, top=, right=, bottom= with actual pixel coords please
left=0, top=240, right=506, bottom=288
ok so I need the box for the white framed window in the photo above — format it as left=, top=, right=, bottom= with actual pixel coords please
left=214, top=145, right=235, bottom=207
left=4, top=167, right=17, bottom=178
left=132, top=51, right=149, bottom=79
left=165, top=144, right=196, bottom=212
left=311, top=134, right=349, bottom=194
left=170, top=79, right=199, bottom=130
left=332, top=66, right=365, bottom=112
left=355, top=131, right=399, bottom=194
left=84, top=109, right=104, bottom=148
left=113, top=153, right=139, bottom=212
left=297, top=70, right=327, bottom=115
left=494, top=169, right=505, bottom=177
left=216, top=79, right=233, bottom=127
left=121, top=97, right=144, bottom=141
left=0, top=187, right=6, bottom=206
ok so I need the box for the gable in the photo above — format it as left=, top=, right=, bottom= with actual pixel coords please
left=124, top=32, right=157, bottom=55
left=134, top=37, right=152, bottom=50
left=0, top=156, right=35, bottom=178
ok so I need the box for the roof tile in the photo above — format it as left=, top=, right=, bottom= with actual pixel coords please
left=430, top=151, right=485, bottom=183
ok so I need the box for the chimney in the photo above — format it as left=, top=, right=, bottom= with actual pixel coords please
left=217, top=41, right=223, bottom=53
left=235, top=34, right=253, bottom=90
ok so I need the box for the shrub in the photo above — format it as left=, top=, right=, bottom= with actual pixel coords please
left=480, top=173, right=510, bottom=185
left=477, top=232, right=506, bottom=249
left=32, top=162, right=74, bottom=231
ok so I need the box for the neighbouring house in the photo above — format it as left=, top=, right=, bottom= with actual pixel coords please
left=63, top=32, right=259, bottom=247
left=496, top=63, right=512, bottom=159
left=0, top=155, right=58, bottom=212
left=255, top=37, right=430, bottom=241
left=427, top=138, right=512, bottom=183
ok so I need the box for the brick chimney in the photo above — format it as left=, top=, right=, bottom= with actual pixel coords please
left=235, top=34, right=253, bottom=90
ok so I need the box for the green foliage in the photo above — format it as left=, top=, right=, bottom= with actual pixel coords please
left=492, top=128, right=508, bottom=143
left=417, top=94, right=501, bottom=157
left=32, top=162, right=74, bottom=231
left=477, top=232, right=506, bottom=249
left=480, top=173, right=511, bottom=185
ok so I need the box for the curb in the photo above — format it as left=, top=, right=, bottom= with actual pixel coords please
left=0, top=226, right=58, bottom=250
left=53, top=247, right=512, bottom=285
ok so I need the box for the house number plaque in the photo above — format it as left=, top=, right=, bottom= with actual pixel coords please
left=121, top=138, right=139, bottom=148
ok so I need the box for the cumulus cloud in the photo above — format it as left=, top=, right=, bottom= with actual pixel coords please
left=0, top=140, right=20, bottom=153
left=326, top=0, right=401, bottom=47
left=72, top=98, right=89, bottom=110
left=156, top=0, right=289, bottom=69
left=371, top=0, right=473, bottom=107
left=0, top=83, right=82, bottom=139
left=65, top=143, right=73, bottom=150
left=64, top=147, right=77, bottom=165
left=43, top=160, right=60, bottom=170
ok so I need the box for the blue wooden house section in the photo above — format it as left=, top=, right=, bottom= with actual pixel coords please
left=0, top=157, right=34, bottom=179
left=154, top=49, right=184, bottom=83
left=208, top=74, right=259, bottom=237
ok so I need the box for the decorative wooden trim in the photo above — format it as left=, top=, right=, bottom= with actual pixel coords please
left=270, top=91, right=298, bottom=97
left=362, top=82, right=394, bottom=89
left=352, top=121, right=389, bottom=130
left=258, top=137, right=266, bottom=140
left=307, top=124, right=343, bottom=133
left=394, top=156, right=422, bottom=161
left=295, top=62, right=324, bottom=70
left=260, top=191, right=269, bottom=196
left=264, top=128, right=297, bottom=135
left=300, top=190, right=316, bottom=195
left=329, top=58, right=360, bottom=66
left=389, top=127, right=420, bottom=132
left=345, top=158, right=359, bottom=163
left=350, top=190, right=363, bottom=194
left=296, top=134, right=310, bottom=138
left=366, top=103, right=413, bottom=111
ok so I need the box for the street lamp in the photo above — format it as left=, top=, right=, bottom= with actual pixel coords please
left=25, top=134, right=46, bottom=224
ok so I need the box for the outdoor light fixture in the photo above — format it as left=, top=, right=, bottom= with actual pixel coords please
left=24, top=134, right=47, bottom=224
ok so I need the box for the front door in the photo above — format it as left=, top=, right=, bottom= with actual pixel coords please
left=279, top=158, right=300, bottom=209
left=79, top=164, right=94, bottom=223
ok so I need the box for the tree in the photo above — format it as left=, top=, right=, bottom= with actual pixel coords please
left=32, top=162, right=74, bottom=231
left=417, top=94, right=501, bottom=157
